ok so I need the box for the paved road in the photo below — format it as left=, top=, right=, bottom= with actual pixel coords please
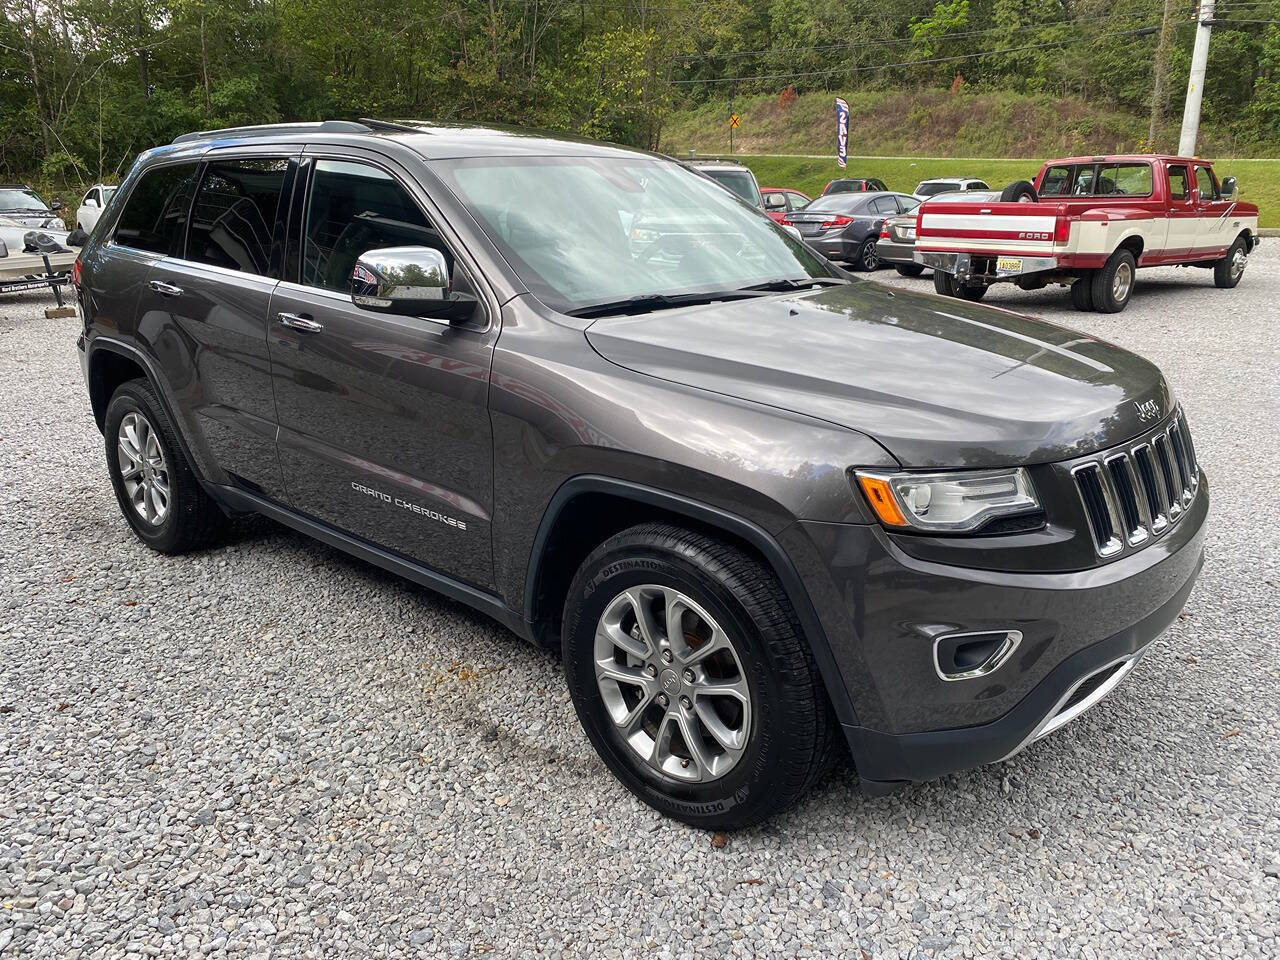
left=2, top=250, right=1277, bottom=959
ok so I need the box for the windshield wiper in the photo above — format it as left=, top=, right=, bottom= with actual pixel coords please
left=566, top=290, right=762, bottom=319
left=737, top=277, right=847, bottom=292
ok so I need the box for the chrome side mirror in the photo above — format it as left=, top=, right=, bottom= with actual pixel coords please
left=350, top=246, right=475, bottom=322
left=1220, top=176, right=1237, bottom=197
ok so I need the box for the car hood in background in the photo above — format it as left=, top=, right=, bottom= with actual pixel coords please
left=584, top=281, right=1172, bottom=468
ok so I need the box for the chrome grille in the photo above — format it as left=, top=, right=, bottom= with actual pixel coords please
left=1072, top=410, right=1200, bottom=558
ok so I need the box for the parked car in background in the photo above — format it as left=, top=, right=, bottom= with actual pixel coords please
left=0, top=185, right=66, bottom=231
left=76, top=184, right=118, bottom=232
left=761, top=187, right=811, bottom=223
left=821, top=177, right=888, bottom=196
left=915, top=154, right=1259, bottom=311
left=0, top=184, right=73, bottom=266
left=784, top=191, right=917, bottom=270
left=912, top=177, right=990, bottom=200
left=685, top=158, right=763, bottom=207
left=877, top=190, right=1000, bottom=276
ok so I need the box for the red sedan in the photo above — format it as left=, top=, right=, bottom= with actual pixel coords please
left=761, top=187, right=811, bottom=223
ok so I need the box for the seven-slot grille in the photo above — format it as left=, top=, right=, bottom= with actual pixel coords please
left=1071, top=409, right=1199, bottom=558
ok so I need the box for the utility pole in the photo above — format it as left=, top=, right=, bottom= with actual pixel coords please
left=1177, top=0, right=1215, bottom=156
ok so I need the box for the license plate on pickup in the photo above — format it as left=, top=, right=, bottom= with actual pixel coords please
left=996, top=257, right=1023, bottom=276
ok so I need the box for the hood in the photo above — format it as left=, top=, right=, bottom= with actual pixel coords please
left=584, top=281, right=1173, bottom=468
left=0, top=212, right=62, bottom=230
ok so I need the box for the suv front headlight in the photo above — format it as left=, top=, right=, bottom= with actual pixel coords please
left=855, top=468, right=1039, bottom=533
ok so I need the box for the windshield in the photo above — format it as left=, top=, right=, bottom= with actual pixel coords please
left=802, top=194, right=865, bottom=213
left=699, top=168, right=762, bottom=206
left=824, top=180, right=862, bottom=194
left=0, top=188, right=50, bottom=211
left=915, top=182, right=960, bottom=197
left=436, top=156, right=835, bottom=314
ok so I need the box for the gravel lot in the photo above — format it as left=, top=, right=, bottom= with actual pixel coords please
left=2, top=250, right=1278, bottom=960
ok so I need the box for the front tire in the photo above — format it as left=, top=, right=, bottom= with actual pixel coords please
left=562, top=523, right=836, bottom=829
left=104, top=379, right=226, bottom=553
left=895, top=263, right=925, bottom=277
left=1214, top=236, right=1247, bottom=288
left=1090, top=248, right=1136, bottom=313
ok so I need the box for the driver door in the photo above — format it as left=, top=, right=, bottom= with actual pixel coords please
left=268, top=152, right=498, bottom=588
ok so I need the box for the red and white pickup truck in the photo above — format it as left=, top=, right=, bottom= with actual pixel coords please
left=913, top=154, right=1260, bottom=312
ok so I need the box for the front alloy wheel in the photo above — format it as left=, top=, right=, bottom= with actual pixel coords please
left=594, top=585, right=751, bottom=783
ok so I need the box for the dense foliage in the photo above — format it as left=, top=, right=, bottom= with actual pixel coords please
left=2, top=0, right=1278, bottom=186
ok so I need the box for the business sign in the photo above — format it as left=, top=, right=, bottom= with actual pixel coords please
left=835, top=97, right=849, bottom=169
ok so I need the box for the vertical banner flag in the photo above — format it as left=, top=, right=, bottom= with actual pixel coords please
left=835, top=97, right=849, bottom=169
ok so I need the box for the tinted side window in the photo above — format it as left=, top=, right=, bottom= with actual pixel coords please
left=114, top=163, right=199, bottom=255
left=1195, top=166, right=1219, bottom=200
left=187, top=158, right=289, bottom=274
left=971, top=181, right=989, bottom=190
left=1096, top=163, right=1152, bottom=196
left=1168, top=165, right=1190, bottom=200
left=870, top=196, right=897, bottom=214
left=301, top=159, right=445, bottom=293
left=1039, top=166, right=1073, bottom=196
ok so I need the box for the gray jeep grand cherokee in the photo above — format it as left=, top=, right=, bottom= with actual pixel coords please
left=74, top=120, right=1207, bottom=828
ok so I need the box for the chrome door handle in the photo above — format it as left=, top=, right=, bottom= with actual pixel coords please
left=148, top=280, right=183, bottom=297
left=277, top=312, right=323, bottom=333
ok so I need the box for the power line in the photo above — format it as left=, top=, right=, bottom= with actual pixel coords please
left=669, top=24, right=1168, bottom=86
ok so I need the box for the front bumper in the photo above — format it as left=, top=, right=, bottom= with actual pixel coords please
left=781, top=472, right=1208, bottom=787
left=916, top=249, right=1058, bottom=281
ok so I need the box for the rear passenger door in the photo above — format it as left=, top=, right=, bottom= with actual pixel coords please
left=267, top=150, right=498, bottom=588
left=1164, top=164, right=1197, bottom=258
left=141, top=150, right=295, bottom=498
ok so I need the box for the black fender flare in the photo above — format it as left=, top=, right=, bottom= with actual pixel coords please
left=84, top=336, right=207, bottom=483
left=524, top=475, right=859, bottom=727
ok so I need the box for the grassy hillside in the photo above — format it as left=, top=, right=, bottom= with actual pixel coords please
left=662, top=89, right=1255, bottom=160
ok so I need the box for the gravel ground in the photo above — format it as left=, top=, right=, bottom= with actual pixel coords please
left=1, top=251, right=1278, bottom=960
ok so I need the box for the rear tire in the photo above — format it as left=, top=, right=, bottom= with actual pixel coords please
left=562, top=523, right=836, bottom=829
left=895, top=263, right=925, bottom=277
left=1090, top=248, right=1136, bottom=313
left=852, top=237, right=879, bottom=271
left=954, top=282, right=987, bottom=302
left=1213, top=236, right=1247, bottom=288
left=104, top=379, right=227, bottom=553
left=1071, top=275, right=1095, bottom=311
left=933, top=270, right=954, bottom=296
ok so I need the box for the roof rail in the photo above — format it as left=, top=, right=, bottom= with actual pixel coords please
left=358, top=118, right=428, bottom=133
left=171, top=120, right=372, bottom=145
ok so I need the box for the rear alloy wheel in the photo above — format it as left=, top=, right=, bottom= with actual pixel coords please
left=1213, top=236, right=1247, bottom=289
left=563, top=523, right=836, bottom=829
left=895, top=263, right=925, bottom=277
left=1090, top=248, right=1136, bottom=313
left=854, top=237, right=879, bottom=271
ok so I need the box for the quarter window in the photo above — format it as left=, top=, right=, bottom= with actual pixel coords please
left=1195, top=166, right=1219, bottom=201
left=114, top=163, right=199, bottom=255
left=1168, top=165, right=1190, bottom=201
left=187, top=158, right=289, bottom=274
left=301, top=160, right=446, bottom=292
